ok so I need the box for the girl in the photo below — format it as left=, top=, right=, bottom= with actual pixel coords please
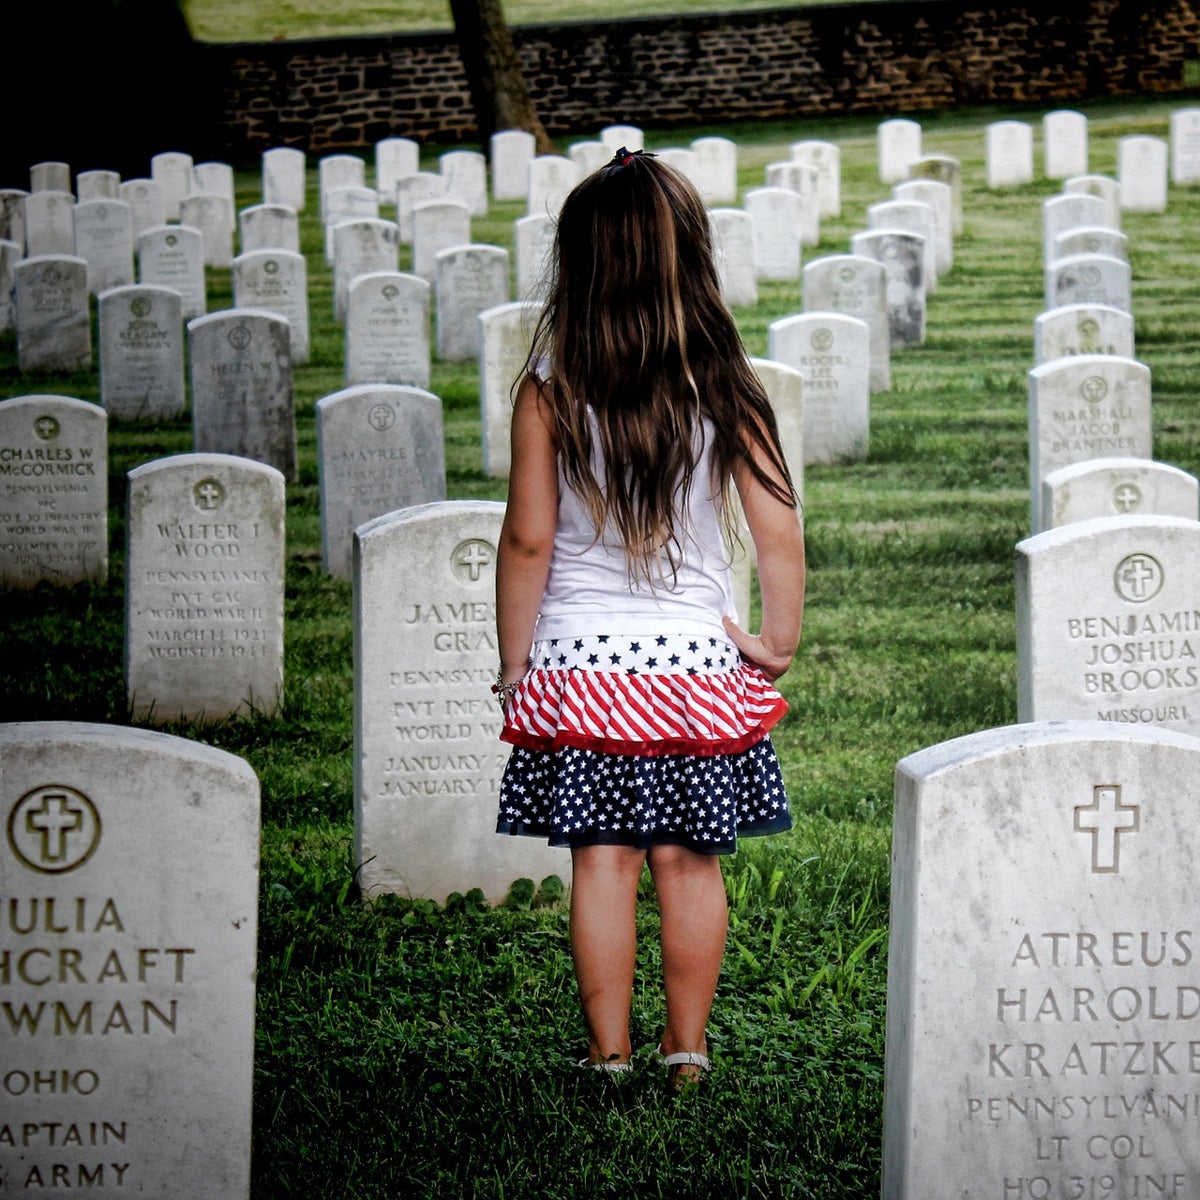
left=492, top=148, right=805, bottom=1090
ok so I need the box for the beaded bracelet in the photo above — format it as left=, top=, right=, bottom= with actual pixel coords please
left=490, top=667, right=525, bottom=710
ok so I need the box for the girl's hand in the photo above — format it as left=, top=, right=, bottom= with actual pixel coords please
left=723, top=615, right=794, bottom=682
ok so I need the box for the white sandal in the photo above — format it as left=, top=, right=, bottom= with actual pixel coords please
left=657, top=1043, right=711, bottom=1091
left=577, top=1056, right=633, bottom=1074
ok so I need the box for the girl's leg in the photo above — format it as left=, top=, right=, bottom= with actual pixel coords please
left=647, top=844, right=728, bottom=1064
left=569, top=843, right=647, bottom=1064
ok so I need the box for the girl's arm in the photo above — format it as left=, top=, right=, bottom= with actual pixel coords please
left=496, top=374, right=559, bottom=686
left=723, top=440, right=805, bottom=682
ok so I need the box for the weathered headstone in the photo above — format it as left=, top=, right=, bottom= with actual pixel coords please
left=792, top=139, right=841, bottom=218
left=1034, top=303, right=1135, bottom=365
left=480, top=301, right=539, bottom=478
left=1045, top=253, right=1132, bottom=314
left=118, top=178, right=166, bottom=238
left=126, top=452, right=285, bottom=723
left=986, top=120, right=1034, bottom=188
left=600, top=124, right=644, bottom=152
left=316, top=383, right=447, bottom=578
left=1169, top=106, right=1200, bottom=185
left=0, top=239, right=18, bottom=334
left=321, top=185, right=379, bottom=262
left=691, top=136, right=738, bottom=204
left=187, top=310, right=296, bottom=480
left=354, top=500, right=567, bottom=903
left=744, top=187, right=802, bottom=281
left=908, top=154, right=963, bottom=235
left=0, top=188, right=29, bottom=253
left=150, top=151, right=192, bottom=221
left=768, top=312, right=870, bottom=464
left=24, top=191, right=75, bottom=257
left=1016, top=515, right=1200, bottom=731
left=15, top=256, right=92, bottom=374
left=0, top=394, right=107, bottom=588
left=318, top=154, right=366, bottom=219
left=709, top=208, right=758, bottom=308
left=98, top=285, right=186, bottom=420
left=30, top=162, right=71, bottom=194
left=1041, top=457, right=1198, bottom=529
left=763, top=162, right=819, bottom=245
left=411, top=199, right=470, bottom=282
left=1042, top=193, right=1111, bottom=264
left=435, top=244, right=509, bottom=361
left=656, top=148, right=700, bottom=190
left=490, top=129, right=536, bottom=202
left=374, top=136, right=418, bottom=202
left=332, top=217, right=400, bottom=322
left=73, top=199, right=134, bottom=295
left=1042, top=108, right=1088, bottom=179
left=1052, top=225, right=1129, bottom=263
left=878, top=118, right=922, bottom=184
left=396, top=172, right=446, bottom=243
left=232, top=249, right=310, bottom=363
left=1063, top=174, right=1122, bottom=229
left=191, top=161, right=234, bottom=208
left=527, top=156, right=581, bottom=219
left=884, top=718, right=1200, bottom=1198
left=803, top=254, right=890, bottom=392
left=179, top=193, right=235, bottom=269
left=440, top=149, right=488, bottom=217
left=76, top=169, right=120, bottom=202
left=1027, top=355, right=1152, bottom=531
left=850, top=230, right=926, bottom=349
left=345, top=272, right=431, bottom=389
left=568, top=140, right=609, bottom=178
left=867, top=199, right=938, bottom=293
left=0, top=720, right=259, bottom=1196
left=238, top=203, right=300, bottom=255
left=892, top=179, right=953, bottom=276
left=1118, top=136, right=1169, bottom=213
left=514, top=213, right=556, bottom=302
left=138, top=224, right=206, bottom=321
left=262, top=146, right=307, bottom=211
left=750, top=357, right=805, bottom=500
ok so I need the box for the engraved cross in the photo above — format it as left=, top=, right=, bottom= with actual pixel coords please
left=195, top=481, right=222, bottom=510
left=1119, top=556, right=1157, bottom=599
left=1113, top=484, right=1141, bottom=512
left=26, top=792, right=84, bottom=864
left=458, top=543, right=491, bottom=581
left=1075, top=784, right=1139, bottom=873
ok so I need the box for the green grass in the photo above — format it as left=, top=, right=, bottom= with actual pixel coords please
left=2, top=94, right=1198, bottom=1196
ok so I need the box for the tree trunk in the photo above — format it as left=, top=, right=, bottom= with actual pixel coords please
left=448, top=0, right=557, bottom=154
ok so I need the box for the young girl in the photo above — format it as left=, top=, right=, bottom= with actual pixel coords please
left=492, top=148, right=805, bottom=1089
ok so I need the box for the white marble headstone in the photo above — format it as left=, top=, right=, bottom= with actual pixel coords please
left=76, top=169, right=119, bottom=202
left=435, top=243, right=509, bottom=361
left=1063, top=174, right=1122, bottom=229
left=878, top=118, right=922, bottom=183
left=849, top=230, right=926, bottom=349
left=374, top=137, right=418, bottom=202
left=150, top=151, right=193, bottom=221
left=24, top=191, right=75, bottom=258
left=238, top=203, right=300, bottom=255
left=1045, top=253, right=1132, bottom=314
left=690, top=136, right=738, bottom=204
left=318, top=154, right=367, bottom=219
left=1042, top=193, right=1111, bottom=265
left=440, top=149, right=488, bottom=217
left=138, top=224, right=206, bottom=320
left=232, top=249, right=310, bottom=363
left=345, top=271, right=431, bottom=389
left=908, top=155, right=963, bottom=234
left=750, top=357, right=804, bottom=502
left=791, top=139, right=841, bottom=218
left=0, top=189, right=29, bottom=254
left=986, top=120, right=1034, bottom=188
left=15, top=256, right=92, bottom=374
left=763, top=162, right=818, bottom=246
left=744, top=187, right=802, bottom=281
left=1041, top=457, right=1198, bottom=530
left=600, top=125, right=644, bottom=152
left=1118, top=136, right=1169, bottom=212
left=396, top=172, right=446, bottom=243
left=1169, top=106, right=1200, bottom=185
left=1042, top=109, right=1088, bottom=179
left=892, top=179, right=953, bottom=276
left=322, top=186, right=379, bottom=262
left=0, top=239, right=18, bottom=333
left=803, top=254, right=890, bottom=393
left=73, top=199, right=134, bottom=295
left=30, top=162, right=71, bottom=194
left=491, top=129, right=536, bottom=202
left=118, top=178, right=166, bottom=238
left=98, top=284, right=186, bottom=420
left=514, top=213, right=556, bottom=302
left=709, top=208, right=758, bottom=309
left=568, top=141, right=609, bottom=178
left=180, top=194, right=234, bottom=269
left=867, top=199, right=938, bottom=293
left=1052, top=226, right=1129, bottom=263
left=262, top=146, right=307, bottom=211
left=192, top=161, right=234, bottom=208
left=480, top=301, right=539, bottom=478
left=1033, top=303, right=1134, bottom=365
left=332, top=217, right=399, bottom=321
left=527, top=156, right=582, bottom=219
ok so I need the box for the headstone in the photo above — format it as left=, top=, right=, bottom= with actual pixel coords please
left=0, top=239, right=18, bottom=333
left=76, top=169, right=120, bottom=201
left=1042, top=108, right=1088, bottom=179
left=150, top=151, right=193, bottom=221
left=345, top=272, right=431, bottom=389
left=527, top=156, right=582, bottom=218
left=803, top=254, right=890, bottom=392
left=878, top=118, right=922, bottom=184
left=792, top=139, right=841, bottom=218
left=0, top=720, right=258, bottom=1196
left=24, top=191, right=75, bottom=257
left=411, top=199, right=470, bottom=282
left=187, top=310, right=296, bottom=480
left=118, top=178, right=166, bottom=238
left=1118, top=136, right=1169, bottom=212
left=892, top=179, right=953, bottom=276
left=883, top=718, right=1200, bottom=1198
left=332, top=217, right=400, bottom=321
left=908, top=154, right=963, bottom=235
left=1016, top=515, right=1200, bottom=731
left=322, top=185, right=379, bottom=262
left=691, top=136, right=738, bottom=204
left=763, top=162, right=819, bottom=245
left=396, top=172, right=446, bottom=243
left=0, top=188, right=29, bottom=253
left=138, top=224, right=206, bottom=321
left=73, top=198, right=134, bottom=295
left=744, top=187, right=802, bottom=281
left=1063, top=174, right=1122, bottom=229
left=656, top=148, right=699, bottom=190
left=318, top=154, right=366, bottom=220
left=0, top=395, right=107, bottom=588
left=435, top=243, right=509, bottom=361
left=374, top=136, right=418, bottom=202
left=867, top=199, right=938, bottom=293
left=986, top=120, right=1034, bottom=188
left=440, top=149, right=488, bottom=217
left=568, top=140, right=609, bottom=178
left=1042, top=193, right=1111, bottom=265
left=262, top=145, right=307, bottom=211
left=1045, top=253, right=1132, bottom=314
left=354, top=500, right=567, bottom=903
left=179, top=194, right=235, bottom=269
left=232, top=249, right=310, bottom=364
left=600, top=124, right=644, bottom=152
left=1052, top=225, right=1129, bottom=263
left=1034, top=303, right=1135, bottom=364
left=768, top=312, right=870, bottom=464
left=125, top=452, right=285, bottom=723
left=238, top=203, right=300, bottom=255
left=491, top=129, right=535, bottom=202
left=1027, top=355, right=1152, bottom=531
left=30, top=162, right=71, bottom=194
left=15, top=256, right=92, bottom=374
left=1041, top=457, right=1199, bottom=529
left=480, top=301, right=539, bottom=478
left=316, top=384, right=447, bottom=579
left=1169, top=106, right=1200, bottom=184
left=709, top=208, right=758, bottom=308
left=750, top=357, right=805, bottom=500
left=850, top=230, right=926, bottom=349
left=514, top=213, right=556, bottom=302
left=191, top=161, right=235, bottom=208
left=98, top=284, right=186, bottom=420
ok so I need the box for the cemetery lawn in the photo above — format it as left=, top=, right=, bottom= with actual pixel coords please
left=3, top=94, right=1199, bottom=1195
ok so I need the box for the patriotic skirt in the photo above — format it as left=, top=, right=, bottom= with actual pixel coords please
left=495, top=633, right=792, bottom=854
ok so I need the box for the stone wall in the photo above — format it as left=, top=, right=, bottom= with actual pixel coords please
left=171, top=0, right=1200, bottom=159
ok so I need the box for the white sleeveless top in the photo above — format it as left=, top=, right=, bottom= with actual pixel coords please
left=534, top=416, right=736, bottom=641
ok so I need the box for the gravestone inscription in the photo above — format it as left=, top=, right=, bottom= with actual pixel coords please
left=98, top=285, right=186, bottom=421
left=345, top=272, right=431, bottom=389
left=15, top=256, right=92, bottom=374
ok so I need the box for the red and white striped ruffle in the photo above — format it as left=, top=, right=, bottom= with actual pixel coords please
left=501, top=665, right=788, bottom=757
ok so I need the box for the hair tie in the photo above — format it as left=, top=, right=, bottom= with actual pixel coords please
left=612, top=146, right=654, bottom=168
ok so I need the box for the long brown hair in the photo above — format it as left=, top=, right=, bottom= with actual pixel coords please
left=527, top=148, right=797, bottom=582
